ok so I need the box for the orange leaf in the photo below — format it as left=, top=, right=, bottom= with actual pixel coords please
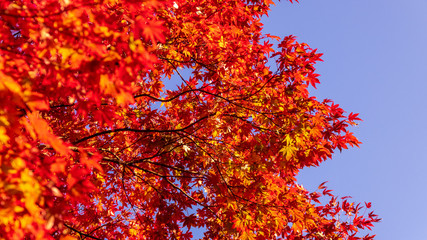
left=27, top=112, right=71, bottom=156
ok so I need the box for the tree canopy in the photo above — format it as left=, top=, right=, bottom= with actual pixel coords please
left=0, top=0, right=379, bottom=239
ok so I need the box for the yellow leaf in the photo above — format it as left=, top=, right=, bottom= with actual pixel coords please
left=129, top=229, right=138, bottom=236
left=100, top=74, right=117, bottom=95
left=0, top=126, right=9, bottom=144
left=0, top=74, right=22, bottom=94
left=14, top=206, right=24, bottom=213
left=212, top=130, right=218, bottom=138
left=58, top=47, right=75, bottom=63
left=219, top=36, right=225, bottom=48
left=98, top=26, right=111, bottom=37
left=116, top=91, right=134, bottom=106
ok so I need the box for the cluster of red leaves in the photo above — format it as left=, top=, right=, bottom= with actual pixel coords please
left=0, top=0, right=379, bottom=239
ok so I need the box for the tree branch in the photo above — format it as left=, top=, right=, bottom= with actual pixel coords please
left=63, top=223, right=103, bottom=240
left=73, top=114, right=213, bottom=145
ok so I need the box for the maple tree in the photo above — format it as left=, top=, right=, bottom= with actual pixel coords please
left=0, top=0, right=379, bottom=239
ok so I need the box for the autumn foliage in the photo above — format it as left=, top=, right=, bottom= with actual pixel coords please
left=0, top=0, right=379, bottom=239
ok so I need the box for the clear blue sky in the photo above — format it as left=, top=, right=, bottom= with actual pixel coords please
left=262, top=0, right=427, bottom=239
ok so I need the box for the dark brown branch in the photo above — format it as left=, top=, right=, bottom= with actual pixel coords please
left=139, top=160, right=203, bottom=176
left=63, top=223, right=103, bottom=240
left=128, top=166, right=166, bottom=198
left=120, top=166, right=145, bottom=224
left=73, top=114, right=213, bottom=145
left=101, top=155, right=218, bottom=218
left=129, top=164, right=219, bottom=218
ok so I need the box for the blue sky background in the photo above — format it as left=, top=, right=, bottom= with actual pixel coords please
left=261, top=0, right=427, bottom=239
